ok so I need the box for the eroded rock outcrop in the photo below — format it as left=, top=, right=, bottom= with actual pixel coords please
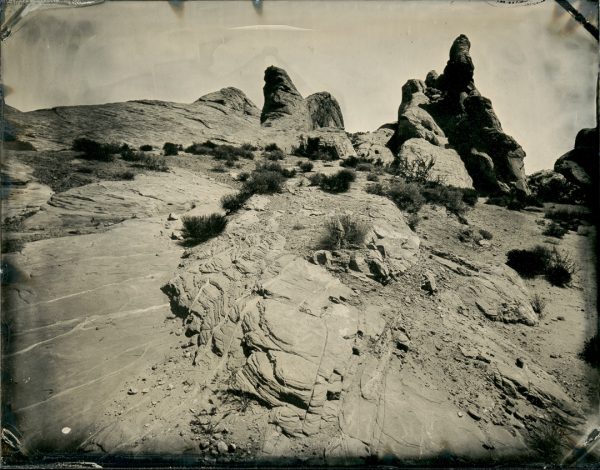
left=387, top=35, right=529, bottom=194
left=306, top=92, right=344, bottom=129
left=261, top=66, right=345, bottom=132
left=554, top=126, right=599, bottom=191
left=196, top=87, right=260, bottom=117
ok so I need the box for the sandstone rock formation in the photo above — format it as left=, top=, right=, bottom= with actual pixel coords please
left=260, top=66, right=345, bottom=132
left=350, top=128, right=395, bottom=164
left=195, top=87, right=261, bottom=117
left=295, top=128, right=357, bottom=160
left=306, top=92, right=344, bottom=129
left=554, top=126, right=599, bottom=191
left=527, top=169, right=586, bottom=204
left=387, top=35, right=529, bottom=194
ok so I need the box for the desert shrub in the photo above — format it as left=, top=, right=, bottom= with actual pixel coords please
left=141, top=154, right=168, bottom=172
left=506, top=245, right=553, bottom=278
left=241, top=143, right=258, bottom=151
left=528, top=422, right=566, bottom=463
left=72, top=137, right=116, bottom=162
left=420, top=183, right=466, bottom=215
left=181, top=213, right=227, bottom=245
left=407, top=212, right=420, bottom=231
left=387, top=181, right=425, bottom=213
left=255, top=162, right=296, bottom=178
left=308, top=173, right=325, bottom=187
left=299, top=161, right=314, bottom=173
left=461, top=188, right=479, bottom=206
left=139, top=144, right=153, bottom=151
left=264, top=143, right=280, bottom=152
left=186, top=141, right=254, bottom=160
left=340, top=155, right=360, bottom=168
left=356, top=163, right=372, bottom=172
left=487, top=194, right=524, bottom=211
left=237, top=172, right=250, bottom=182
left=531, top=293, right=546, bottom=315
left=458, top=227, right=482, bottom=243
left=212, top=164, right=227, bottom=173
left=365, top=182, right=386, bottom=196
left=387, top=154, right=436, bottom=184
left=1, top=238, right=25, bottom=253
left=315, top=169, right=356, bottom=193
left=117, top=170, right=135, bottom=180
left=323, top=214, right=370, bottom=249
left=545, top=207, right=589, bottom=230
left=243, top=170, right=285, bottom=194
left=221, top=191, right=250, bottom=212
left=263, top=149, right=285, bottom=161
left=507, top=246, right=577, bottom=286
left=77, top=166, right=94, bottom=174
left=479, top=229, right=493, bottom=240
left=163, top=142, right=180, bottom=156
left=543, top=222, right=568, bottom=239
left=580, top=333, right=600, bottom=368
left=546, top=250, right=576, bottom=287
left=367, top=173, right=379, bottom=182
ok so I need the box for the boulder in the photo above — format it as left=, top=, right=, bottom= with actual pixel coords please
left=554, top=126, right=599, bottom=190
left=306, top=92, right=344, bottom=129
left=527, top=169, right=585, bottom=204
left=295, top=128, right=356, bottom=160
left=351, top=128, right=395, bottom=164
left=398, top=138, right=474, bottom=189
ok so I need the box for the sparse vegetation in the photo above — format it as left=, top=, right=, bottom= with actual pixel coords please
left=528, top=422, right=566, bottom=463
left=221, top=192, right=249, bottom=212
left=116, top=170, right=135, bottom=180
left=387, top=154, right=436, bottom=184
left=479, top=228, right=493, bottom=240
left=72, top=138, right=119, bottom=162
left=181, top=213, right=227, bottom=245
left=406, top=212, right=420, bottom=231
left=531, top=294, right=546, bottom=316
left=545, top=207, right=589, bottom=231
left=543, top=222, right=568, bottom=239
left=299, top=161, right=314, bottom=173
left=506, top=245, right=577, bottom=286
left=1, top=238, right=25, bottom=253
left=263, top=148, right=285, bottom=161
left=487, top=192, right=543, bottom=211
left=294, top=137, right=339, bottom=161
left=367, top=173, right=379, bottom=182
left=323, top=214, right=370, bottom=249
left=264, top=143, right=280, bottom=152
left=580, top=333, right=600, bottom=368
left=139, top=144, right=153, bottom=151
left=458, top=227, right=482, bottom=244
left=185, top=141, right=254, bottom=161
left=163, top=142, right=181, bottom=156
left=310, top=169, right=356, bottom=193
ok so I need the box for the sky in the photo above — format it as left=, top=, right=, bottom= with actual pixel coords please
left=1, top=0, right=598, bottom=173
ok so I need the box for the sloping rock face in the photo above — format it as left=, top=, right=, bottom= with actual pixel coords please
left=4, top=92, right=263, bottom=151
left=195, top=87, right=261, bottom=117
left=554, top=126, right=599, bottom=191
left=306, top=92, right=344, bottom=129
left=260, top=66, right=345, bottom=132
left=399, top=138, right=473, bottom=189
left=1, top=160, right=53, bottom=222
left=387, top=35, right=528, bottom=194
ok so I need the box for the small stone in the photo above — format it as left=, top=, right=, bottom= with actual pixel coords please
left=127, top=387, right=138, bottom=395
left=168, top=212, right=179, bottom=221
left=200, top=440, right=210, bottom=450
left=557, top=316, right=566, bottom=321
left=457, top=411, right=464, bottom=418
left=228, top=443, right=237, bottom=453
left=171, top=231, right=183, bottom=241
left=167, top=383, right=174, bottom=390
left=467, top=408, right=482, bottom=421
left=421, top=271, right=437, bottom=294
left=515, top=358, right=525, bottom=368
left=141, top=388, right=150, bottom=394
left=216, top=440, right=229, bottom=454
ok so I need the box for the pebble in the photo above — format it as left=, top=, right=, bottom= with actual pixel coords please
left=127, top=388, right=138, bottom=395
left=216, top=440, right=229, bottom=454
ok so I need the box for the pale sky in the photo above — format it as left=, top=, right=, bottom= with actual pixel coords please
left=2, top=1, right=598, bottom=172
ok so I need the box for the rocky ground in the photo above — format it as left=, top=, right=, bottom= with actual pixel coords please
left=1, top=146, right=597, bottom=466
